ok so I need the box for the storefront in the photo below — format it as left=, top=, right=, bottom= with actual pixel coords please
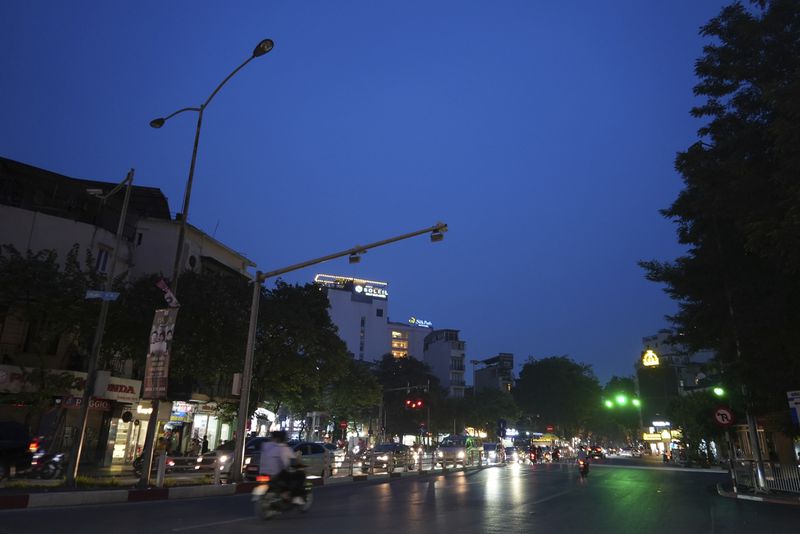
left=191, top=402, right=233, bottom=452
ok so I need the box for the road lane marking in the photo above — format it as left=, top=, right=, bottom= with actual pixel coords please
left=530, top=489, right=572, bottom=505
left=590, top=463, right=728, bottom=474
left=171, top=517, right=250, bottom=531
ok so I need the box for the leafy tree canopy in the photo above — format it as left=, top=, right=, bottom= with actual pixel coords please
left=640, top=0, right=800, bottom=412
left=513, top=355, right=601, bottom=438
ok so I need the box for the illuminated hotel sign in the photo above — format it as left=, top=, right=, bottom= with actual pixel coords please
left=408, top=317, right=433, bottom=328
left=314, top=274, right=389, bottom=299
left=642, top=349, right=660, bottom=367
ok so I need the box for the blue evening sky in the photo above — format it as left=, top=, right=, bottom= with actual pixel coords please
left=0, top=1, right=730, bottom=383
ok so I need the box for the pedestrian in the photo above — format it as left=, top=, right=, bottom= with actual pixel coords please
left=202, top=435, right=209, bottom=454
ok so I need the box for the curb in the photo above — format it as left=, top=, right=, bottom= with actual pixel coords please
left=0, top=466, right=487, bottom=511
left=716, top=483, right=800, bottom=506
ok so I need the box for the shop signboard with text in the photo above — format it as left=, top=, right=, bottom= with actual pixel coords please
left=143, top=308, right=179, bottom=399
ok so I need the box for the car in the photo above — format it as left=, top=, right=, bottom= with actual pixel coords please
left=437, top=435, right=483, bottom=467
left=0, top=422, right=34, bottom=479
left=589, top=446, right=604, bottom=460
left=200, top=440, right=237, bottom=477
left=293, top=441, right=335, bottom=477
left=482, top=443, right=505, bottom=464
left=505, top=446, right=522, bottom=463
left=618, top=447, right=633, bottom=457
left=360, top=443, right=416, bottom=472
left=244, top=438, right=334, bottom=479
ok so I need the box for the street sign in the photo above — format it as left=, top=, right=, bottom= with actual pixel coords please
left=546, top=425, right=554, bottom=432
left=713, top=406, right=734, bottom=426
left=85, top=290, right=120, bottom=301
left=339, top=420, right=348, bottom=429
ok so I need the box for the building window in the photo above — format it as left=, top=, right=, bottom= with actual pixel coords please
left=376, top=309, right=384, bottom=317
left=95, top=247, right=110, bottom=273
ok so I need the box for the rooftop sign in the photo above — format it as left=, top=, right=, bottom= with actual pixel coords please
left=642, top=349, right=660, bottom=367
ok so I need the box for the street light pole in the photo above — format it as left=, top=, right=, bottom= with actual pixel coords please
left=67, top=169, right=135, bottom=486
left=229, top=222, right=448, bottom=482
left=138, top=39, right=275, bottom=489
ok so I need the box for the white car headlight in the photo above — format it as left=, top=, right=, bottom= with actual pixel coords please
left=457, top=451, right=465, bottom=459
left=377, top=455, right=388, bottom=461
left=244, top=457, right=251, bottom=465
left=219, top=455, right=229, bottom=464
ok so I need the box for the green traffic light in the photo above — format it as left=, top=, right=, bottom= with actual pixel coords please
left=604, top=400, right=614, bottom=408
left=615, top=394, right=628, bottom=405
left=713, top=387, right=725, bottom=397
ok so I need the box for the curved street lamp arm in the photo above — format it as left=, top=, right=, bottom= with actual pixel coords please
left=162, top=106, right=203, bottom=121
left=203, top=55, right=255, bottom=109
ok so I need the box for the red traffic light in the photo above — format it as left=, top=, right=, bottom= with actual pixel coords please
left=415, top=400, right=424, bottom=409
left=404, top=399, right=413, bottom=408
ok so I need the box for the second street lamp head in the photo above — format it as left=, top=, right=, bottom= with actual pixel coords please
left=253, top=38, right=274, bottom=57
left=149, top=118, right=165, bottom=129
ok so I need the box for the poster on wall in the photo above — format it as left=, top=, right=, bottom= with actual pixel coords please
left=142, top=308, right=178, bottom=399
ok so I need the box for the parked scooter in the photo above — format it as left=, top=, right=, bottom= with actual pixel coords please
left=30, top=451, right=67, bottom=479
left=578, top=458, right=590, bottom=478
left=252, top=473, right=313, bottom=520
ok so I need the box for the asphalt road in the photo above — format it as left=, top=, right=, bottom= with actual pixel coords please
left=1, top=462, right=797, bottom=534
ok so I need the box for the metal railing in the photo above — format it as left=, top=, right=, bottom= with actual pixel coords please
left=733, top=460, right=800, bottom=494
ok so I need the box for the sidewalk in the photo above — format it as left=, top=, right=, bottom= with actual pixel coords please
left=716, top=482, right=800, bottom=506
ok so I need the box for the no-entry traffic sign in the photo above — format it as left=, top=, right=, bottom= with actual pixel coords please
left=713, top=406, right=734, bottom=426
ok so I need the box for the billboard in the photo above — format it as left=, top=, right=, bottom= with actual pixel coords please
left=142, top=308, right=178, bottom=399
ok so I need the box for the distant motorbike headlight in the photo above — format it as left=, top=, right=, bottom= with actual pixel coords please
left=457, top=451, right=465, bottom=459
left=244, top=457, right=251, bottom=465
left=437, top=451, right=443, bottom=458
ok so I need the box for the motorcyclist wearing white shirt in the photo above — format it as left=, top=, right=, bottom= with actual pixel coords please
left=259, top=431, right=305, bottom=505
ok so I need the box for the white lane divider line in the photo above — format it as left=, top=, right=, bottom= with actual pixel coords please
left=171, top=517, right=250, bottom=532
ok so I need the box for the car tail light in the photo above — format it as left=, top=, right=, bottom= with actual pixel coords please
left=29, top=440, right=39, bottom=453
left=256, top=475, right=271, bottom=482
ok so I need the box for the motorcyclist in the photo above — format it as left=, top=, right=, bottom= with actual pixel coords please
left=576, top=445, right=588, bottom=463
left=259, top=431, right=306, bottom=505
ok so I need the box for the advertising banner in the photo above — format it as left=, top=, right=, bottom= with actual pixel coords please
left=142, top=308, right=178, bottom=399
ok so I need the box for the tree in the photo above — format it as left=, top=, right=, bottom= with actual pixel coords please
left=250, top=281, right=351, bottom=418
left=513, top=356, right=601, bottom=438
left=0, top=244, right=102, bottom=433
left=324, top=358, right=382, bottom=426
left=639, top=0, right=800, bottom=415
left=374, top=354, right=445, bottom=438
left=598, top=376, right=640, bottom=444
left=462, top=389, right=521, bottom=437
left=668, top=391, right=727, bottom=465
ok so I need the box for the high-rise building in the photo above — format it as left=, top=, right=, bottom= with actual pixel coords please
left=474, top=353, right=514, bottom=393
left=314, top=274, right=390, bottom=362
left=423, top=329, right=466, bottom=397
left=387, top=320, right=430, bottom=360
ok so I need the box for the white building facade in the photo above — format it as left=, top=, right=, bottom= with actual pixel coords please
left=423, top=329, right=466, bottom=398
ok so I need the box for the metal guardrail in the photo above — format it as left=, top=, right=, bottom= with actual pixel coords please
left=734, top=460, right=800, bottom=494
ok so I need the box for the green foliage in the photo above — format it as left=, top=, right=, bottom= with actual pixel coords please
left=513, top=355, right=601, bottom=438
left=596, top=376, right=640, bottom=444
left=324, top=359, right=382, bottom=422
left=374, top=354, right=445, bottom=437
left=250, top=281, right=351, bottom=418
left=461, top=389, right=521, bottom=435
left=639, top=0, right=800, bottom=413
left=668, top=391, right=726, bottom=464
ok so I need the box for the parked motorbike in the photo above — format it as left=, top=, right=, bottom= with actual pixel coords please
left=252, top=473, right=313, bottom=520
left=578, top=459, right=590, bottom=478
left=132, top=454, right=176, bottom=477
left=30, top=450, right=67, bottom=479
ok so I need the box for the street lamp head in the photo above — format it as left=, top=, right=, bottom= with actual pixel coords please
left=253, top=39, right=274, bottom=57
left=149, top=118, right=165, bottom=129
left=632, top=398, right=641, bottom=407
left=430, top=230, right=444, bottom=243
left=604, top=400, right=614, bottom=409
left=615, top=394, right=628, bottom=406
left=348, top=253, right=361, bottom=264
left=713, top=386, right=725, bottom=397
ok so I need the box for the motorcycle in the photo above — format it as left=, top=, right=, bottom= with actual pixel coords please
left=578, top=459, right=589, bottom=478
left=252, top=473, right=313, bottom=520
left=132, top=454, right=176, bottom=477
left=30, top=451, right=67, bottom=479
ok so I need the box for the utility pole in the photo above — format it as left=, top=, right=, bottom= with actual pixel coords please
left=67, top=169, right=134, bottom=486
